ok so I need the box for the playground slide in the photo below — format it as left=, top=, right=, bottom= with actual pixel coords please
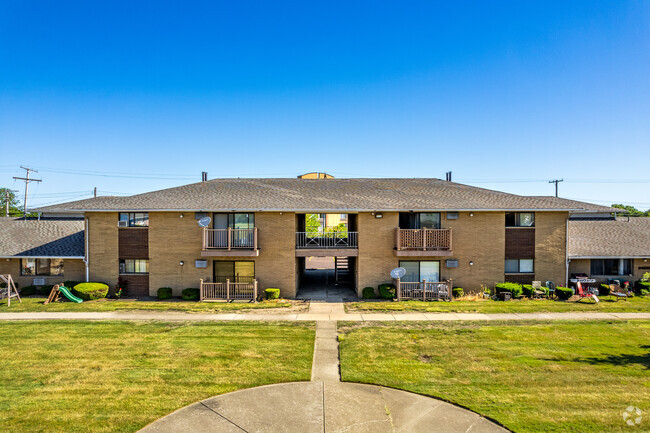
left=58, top=286, right=83, bottom=303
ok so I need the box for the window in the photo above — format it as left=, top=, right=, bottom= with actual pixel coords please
left=213, top=213, right=255, bottom=229
left=214, top=261, right=255, bottom=283
left=399, top=261, right=441, bottom=282
left=119, top=259, right=149, bottom=274
left=505, top=259, right=534, bottom=273
left=591, top=259, right=631, bottom=276
left=399, top=213, right=441, bottom=229
left=340, top=214, right=348, bottom=220
left=21, top=258, right=64, bottom=276
left=505, top=212, right=535, bottom=227
left=119, top=212, right=149, bottom=227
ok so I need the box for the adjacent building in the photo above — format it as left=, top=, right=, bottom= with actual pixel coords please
left=26, top=177, right=617, bottom=298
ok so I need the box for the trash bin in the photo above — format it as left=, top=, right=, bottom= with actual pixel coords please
left=498, top=292, right=511, bottom=301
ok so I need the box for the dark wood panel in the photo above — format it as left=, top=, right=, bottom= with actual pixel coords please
left=118, top=228, right=149, bottom=259
left=121, top=274, right=149, bottom=297
left=505, top=228, right=535, bottom=259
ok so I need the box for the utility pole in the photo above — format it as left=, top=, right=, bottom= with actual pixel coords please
left=548, top=179, right=563, bottom=197
left=3, top=189, right=18, bottom=217
left=13, top=166, right=42, bottom=218
left=93, top=187, right=97, bottom=198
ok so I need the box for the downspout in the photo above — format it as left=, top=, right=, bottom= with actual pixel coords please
left=84, top=216, right=89, bottom=282
left=565, top=212, right=571, bottom=287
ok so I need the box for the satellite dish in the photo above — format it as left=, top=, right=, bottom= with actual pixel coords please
left=390, top=267, right=406, bottom=279
left=198, top=216, right=212, bottom=228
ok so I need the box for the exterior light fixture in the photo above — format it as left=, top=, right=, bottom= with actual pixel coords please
left=179, top=261, right=184, bottom=266
left=469, top=261, right=474, bottom=266
left=375, top=212, right=383, bottom=219
left=469, top=212, right=474, bottom=217
left=179, top=214, right=183, bottom=218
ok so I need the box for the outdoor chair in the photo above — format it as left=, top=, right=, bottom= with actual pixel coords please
left=532, top=281, right=547, bottom=298
left=546, top=281, right=556, bottom=299
left=609, top=284, right=628, bottom=302
left=575, top=282, right=599, bottom=303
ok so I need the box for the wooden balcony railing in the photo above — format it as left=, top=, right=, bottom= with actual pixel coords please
left=203, top=227, right=258, bottom=250
left=296, top=231, right=358, bottom=249
left=395, top=279, right=452, bottom=301
left=395, top=228, right=451, bottom=251
left=200, top=278, right=258, bottom=301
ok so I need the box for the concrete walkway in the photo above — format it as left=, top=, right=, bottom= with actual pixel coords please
left=1, top=311, right=649, bottom=322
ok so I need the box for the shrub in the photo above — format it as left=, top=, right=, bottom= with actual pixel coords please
left=38, top=285, right=54, bottom=296
left=634, top=281, right=650, bottom=296
left=522, top=284, right=534, bottom=298
left=495, top=282, right=523, bottom=298
left=452, top=287, right=464, bottom=298
left=182, top=288, right=200, bottom=301
left=378, top=284, right=396, bottom=299
left=265, top=288, right=280, bottom=300
left=599, top=283, right=611, bottom=296
left=157, top=287, right=173, bottom=300
left=555, top=286, right=574, bottom=300
left=20, top=285, right=36, bottom=296
left=73, top=282, right=109, bottom=300
left=63, top=281, right=80, bottom=289
left=362, top=287, right=375, bottom=299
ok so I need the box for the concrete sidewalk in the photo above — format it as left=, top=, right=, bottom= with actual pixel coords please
left=1, top=311, right=649, bottom=321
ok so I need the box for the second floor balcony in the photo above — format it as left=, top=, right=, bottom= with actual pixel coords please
left=202, top=227, right=259, bottom=257
left=295, top=230, right=358, bottom=256
left=395, top=227, right=453, bottom=256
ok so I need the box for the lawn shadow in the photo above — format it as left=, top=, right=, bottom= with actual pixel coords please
left=568, top=345, right=650, bottom=370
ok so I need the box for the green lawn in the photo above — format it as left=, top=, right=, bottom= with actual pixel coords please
left=347, top=296, right=650, bottom=313
left=0, top=321, right=314, bottom=432
left=0, top=296, right=295, bottom=312
left=339, top=320, right=650, bottom=433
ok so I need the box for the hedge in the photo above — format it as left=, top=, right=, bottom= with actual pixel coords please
left=63, top=281, right=81, bottom=289
left=362, top=287, right=375, bottom=299
left=73, top=282, right=109, bottom=300
left=265, top=288, right=280, bottom=300
left=555, top=286, right=574, bottom=300
left=495, top=282, right=523, bottom=298
left=38, top=285, right=54, bottom=296
left=20, top=285, right=36, bottom=296
left=634, top=281, right=650, bottom=296
left=452, top=287, right=464, bottom=298
left=182, top=288, right=200, bottom=301
left=378, top=284, right=396, bottom=299
left=157, top=287, right=173, bottom=300
left=599, top=283, right=611, bottom=296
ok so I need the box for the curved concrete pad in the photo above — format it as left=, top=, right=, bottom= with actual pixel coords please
left=140, top=382, right=509, bottom=433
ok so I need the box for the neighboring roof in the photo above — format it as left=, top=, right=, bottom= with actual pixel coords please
left=33, top=178, right=617, bottom=213
left=568, top=217, right=650, bottom=258
left=0, top=218, right=85, bottom=258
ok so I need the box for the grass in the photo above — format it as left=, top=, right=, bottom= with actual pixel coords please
left=0, top=321, right=314, bottom=432
left=347, top=295, right=650, bottom=313
left=0, top=296, right=295, bottom=313
left=339, top=320, right=650, bottom=433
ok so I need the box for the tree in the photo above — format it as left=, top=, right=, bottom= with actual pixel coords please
left=611, top=204, right=650, bottom=217
left=0, top=188, right=22, bottom=217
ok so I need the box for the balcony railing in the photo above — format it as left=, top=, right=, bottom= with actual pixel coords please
left=296, top=231, right=358, bottom=249
left=200, top=278, right=258, bottom=301
left=395, top=279, right=452, bottom=301
left=203, top=227, right=258, bottom=250
left=395, top=228, right=452, bottom=251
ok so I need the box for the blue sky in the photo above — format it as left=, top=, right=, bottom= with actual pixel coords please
left=1, top=1, right=649, bottom=209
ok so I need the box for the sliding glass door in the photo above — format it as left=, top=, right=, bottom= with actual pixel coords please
left=399, top=261, right=440, bottom=282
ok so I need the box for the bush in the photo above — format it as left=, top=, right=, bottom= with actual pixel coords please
left=634, top=281, right=650, bottom=296
left=182, top=288, right=200, bottom=301
left=555, top=286, right=574, bottom=300
left=38, top=285, right=54, bottom=296
left=378, top=284, right=396, bottom=299
left=522, top=284, right=534, bottom=298
left=452, top=287, right=464, bottom=298
left=265, top=288, right=280, bottom=300
left=599, top=283, right=611, bottom=296
left=495, top=282, right=523, bottom=298
left=157, top=287, right=173, bottom=300
left=72, top=282, right=109, bottom=300
left=63, top=280, right=80, bottom=289
left=20, top=285, right=36, bottom=296
left=362, top=287, right=375, bottom=299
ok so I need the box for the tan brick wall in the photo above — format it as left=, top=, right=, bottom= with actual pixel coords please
left=147, top=212, right=297, bottom=298
left=0, top=258, right=85, bottom=289
left=357, top=212, right=398, bottom=296
left=441, top=212, right=505, bottom=292
left=256, top=212, right=297, bottom=298
left=87, top=213, right=119, bottom=287
left=534, top=212, right=568, bottom=286
left=633, top=259, right=649, bottom=280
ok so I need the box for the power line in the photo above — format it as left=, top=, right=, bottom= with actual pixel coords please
left=13, top=166, right=42, bottom=217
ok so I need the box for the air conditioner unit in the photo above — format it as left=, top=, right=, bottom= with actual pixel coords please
left=33, top=278, right=46, bottom=286
left=118, top=220, right=128, bottom=227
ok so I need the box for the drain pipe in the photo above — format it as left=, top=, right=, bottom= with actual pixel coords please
left=565, top=212, right=571, bottom=287
left=84, top=216, right=89, bottom=282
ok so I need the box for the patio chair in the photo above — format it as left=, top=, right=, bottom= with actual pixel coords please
left=532, top=281, right=547, bottom=298
left=546, top=281, right=556, bottom=299
left=575, top=282, right=599, bottom=303
left=609, top=283, right=628, bottom=302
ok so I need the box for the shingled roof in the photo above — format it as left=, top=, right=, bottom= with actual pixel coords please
left=568, top=217, right=650, bottom=258
left=33, top=178, right=617, bottom=213
left=0, top=218, right=85, bottom=258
